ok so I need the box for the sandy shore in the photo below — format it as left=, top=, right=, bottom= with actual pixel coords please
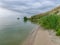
left=22, top=26, right=60, bottom=45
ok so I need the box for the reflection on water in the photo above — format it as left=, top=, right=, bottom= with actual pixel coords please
left=23, top=19, right=28, bottom=23
left=0, top=16, right=36, bottom=45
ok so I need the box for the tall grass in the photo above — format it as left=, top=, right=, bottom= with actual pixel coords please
left=38, top=14, right=60, bottom=36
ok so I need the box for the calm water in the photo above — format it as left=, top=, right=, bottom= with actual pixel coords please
left=0, top=15, right=37, bottom=45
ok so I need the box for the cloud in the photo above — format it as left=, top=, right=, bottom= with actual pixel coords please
left=0, top=0, right=60, bottom=16
left=0, top=7, right=20, bottom=17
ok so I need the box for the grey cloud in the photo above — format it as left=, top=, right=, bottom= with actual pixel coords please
left=0, top=0, right=60, bottom=15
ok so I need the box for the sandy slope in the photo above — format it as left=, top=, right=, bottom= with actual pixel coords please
left=22, top=26, right=59, bottom=45
left=33, top=28, right=57, bottom=45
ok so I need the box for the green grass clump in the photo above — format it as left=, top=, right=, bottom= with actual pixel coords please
left=39, top=14, right=58, bottom=29
left=56, top=29, right=60, bottom=36
left=38, top=14, right=60, bottom=36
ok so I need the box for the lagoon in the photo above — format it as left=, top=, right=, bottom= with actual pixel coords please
left=0, top=8, right=37, bottom=45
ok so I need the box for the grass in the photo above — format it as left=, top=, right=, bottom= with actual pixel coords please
left=39, top=14, right=58, bottom=29
left=38, top=14, right=60, bottom=36
left=28, top=6, right=60, bottom=36
left=56, top=30, right=60, bottom=36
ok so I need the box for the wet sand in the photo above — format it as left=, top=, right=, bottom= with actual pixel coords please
left=22, top=26, right=60, bottom=45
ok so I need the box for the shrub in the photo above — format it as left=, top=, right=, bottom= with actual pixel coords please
left=38, top=14, right=60, bottom=36
left=24, top=16, right=28, bottom=23
left=39, top=14, right=58, bottom=29
left=24, top=16, right=27, bottom=20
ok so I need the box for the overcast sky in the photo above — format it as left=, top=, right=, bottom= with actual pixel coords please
left=0, top=0, right=60, bottom=17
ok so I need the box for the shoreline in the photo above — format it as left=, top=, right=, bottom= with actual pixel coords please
left=22, top=26, right=60, bottom=45
left=22, top=26, right=40, bottom=45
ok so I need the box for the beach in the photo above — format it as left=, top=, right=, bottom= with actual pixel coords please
left=22, top=26, right=60, bottom=45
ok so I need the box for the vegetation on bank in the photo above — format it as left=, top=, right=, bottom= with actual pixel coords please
left=30, top=6, right=60, bottom=20
left=30, top=14, right=60, bottom=36
left=23, top=16, right=28, bottom=22
left=28, top=6, right=60, bottom=36
left=39, top=14, right=60, bottom=36
left=39, top=14, right=58, bottom=29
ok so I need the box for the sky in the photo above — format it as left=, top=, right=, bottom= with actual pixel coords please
left=0, top=0, right=60, bottom=17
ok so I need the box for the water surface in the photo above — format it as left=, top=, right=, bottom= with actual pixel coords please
left=0, top=8, right=37, bottom=45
